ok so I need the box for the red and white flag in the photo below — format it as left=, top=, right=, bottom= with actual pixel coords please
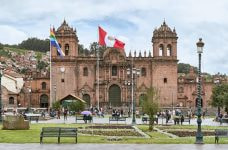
left=98, top=26, right=125, bottom=50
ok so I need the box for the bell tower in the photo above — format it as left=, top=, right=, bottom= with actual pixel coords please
left=51, top=20, right=79, bottom=58
left=152, top=21, right=177, bottom=59
left=151, top=21, right=178, bottom=107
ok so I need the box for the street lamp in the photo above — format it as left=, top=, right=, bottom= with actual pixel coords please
left=0, top=68, right=3, bottom=123
left=27, top=77, right=33, bottom=113
left=28, top=88, right=32, bottom=113
left=54, top=84, right=57, bottom=103
left=195, top=38, right=204, bottom=144
left=127, top=67, right=140, bottom=125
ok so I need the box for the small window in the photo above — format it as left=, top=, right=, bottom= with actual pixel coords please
left=164, top=78, right=167, bottom=83
left=141, top=67, right=146, bottom=76
left=9, top=97, right=14, bottom=104
left=112, top=66, right=117, bottom=76
left=83, top=67, right=88, bottom=76
left=178, top=87, right=184, bottom=93
left=65, top=44, right=69, bottom=56
left=61, top=79, right=65, bottom=82
left=159, top=44, right=164, bottom=56
left=41, top=82, right=46, bottom=90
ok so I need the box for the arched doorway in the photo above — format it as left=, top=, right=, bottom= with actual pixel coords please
left=83, top=94, right=90, bottom=108
left=40, top=94, right=49, bottom=108
left=109, top=84, right=121, bottom=107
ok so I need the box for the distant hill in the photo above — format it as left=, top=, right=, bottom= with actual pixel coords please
left=178, top=63, right=198, bottom=74
left=2, top=37, right=49, bottom=52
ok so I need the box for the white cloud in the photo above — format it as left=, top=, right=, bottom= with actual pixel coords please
left=0, top=0, right=228, bottom=74
left=0, top=25, right=27, bottom=44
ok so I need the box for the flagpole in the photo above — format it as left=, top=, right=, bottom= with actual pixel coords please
left=49, top=25, right=52, bottom=114
left=97, top=26, right=100, bottom=110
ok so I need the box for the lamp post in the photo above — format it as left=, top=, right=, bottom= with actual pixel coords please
left=127, top=67, right=140, bottom=125
left=54, top=84, right=57, bottom=103
left=0, top=69, right=2, bottom=123
left=195, top=38, right=204, bottom=144
left=27, top=77, right=33, bottom=113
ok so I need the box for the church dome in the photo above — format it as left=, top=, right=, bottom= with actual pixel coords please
left=153, top=21, right=177, bottom=39
left=56, top=19, right=76, bottom=35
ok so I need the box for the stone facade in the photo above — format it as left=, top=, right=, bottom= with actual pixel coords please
left=177, top=68, right=227, bottom=108
left=51, top=20, right=178, bottom=108
left=23, top=71, right=50, bottom=108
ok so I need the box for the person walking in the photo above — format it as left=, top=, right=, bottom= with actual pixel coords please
left=63, top=108, right=68, bottom=121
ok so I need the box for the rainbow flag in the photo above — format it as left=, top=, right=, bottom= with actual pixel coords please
left=50, top=28, right=65, bottom=56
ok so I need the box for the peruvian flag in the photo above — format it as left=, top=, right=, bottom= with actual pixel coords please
left=98, top=26, right=125, bottom=50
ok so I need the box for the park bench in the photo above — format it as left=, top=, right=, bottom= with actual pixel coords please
left=215, top=129, right=228, bottom=144
left=109, top=117, right=126, bottom=124
left=221, top=118, right=228, bottom=123
left=142, top=117, right=158, bottom=124
left=183, top=117, right=191, bottom=124
left=75, top=115, right=93, bottom=123
left=24, top=114, right=41, bottom=123
left=40, top=127, right=77, bottom=144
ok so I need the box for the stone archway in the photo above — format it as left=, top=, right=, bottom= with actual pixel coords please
left=109, top=84, right=121, bottom=107
left=40, top=94, right=49, bottom=108
left=83, top=94, right=91, bottom=108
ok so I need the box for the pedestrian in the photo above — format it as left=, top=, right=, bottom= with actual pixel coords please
left=64, top=108, right=68, bottom=121
left=181, top=115, right=184, bottom=125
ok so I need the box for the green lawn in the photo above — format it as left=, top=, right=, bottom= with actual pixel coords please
left=0, top=124, right=228, bottom=144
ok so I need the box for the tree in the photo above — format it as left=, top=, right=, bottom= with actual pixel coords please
left=142, top=87, right=160, bottom=131
left=178, top=63, right=197, bottom=74
left=0, top=42, right=3, bottom=50
left=18, top=37, right=49, bottom=52
left=211, top=84, right=228, bottom=114
left=89, top=42, right=106, bottom=57
left=52, top=101, right=61, bottom=111
left=37, top=60, right=48, bottom=71
left=69, top=101, right=85, bottom=114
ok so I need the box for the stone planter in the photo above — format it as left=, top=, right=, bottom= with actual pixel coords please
left=2, top=115, right=30, bottom=130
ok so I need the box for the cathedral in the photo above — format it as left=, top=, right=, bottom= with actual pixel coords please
left=51, top=20, right=179, bottom=109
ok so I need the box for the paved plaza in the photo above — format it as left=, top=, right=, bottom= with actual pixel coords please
left=37, top=116, right=228, bottom=127
left=0, top=144, right=227, bottom=150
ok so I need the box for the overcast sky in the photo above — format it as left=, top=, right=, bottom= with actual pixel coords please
left=0, top=0, right=228, bottom=74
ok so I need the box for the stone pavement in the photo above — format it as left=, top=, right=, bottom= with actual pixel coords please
left=0, top=144, right=227, bottom=150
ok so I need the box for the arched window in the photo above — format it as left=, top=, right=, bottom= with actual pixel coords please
left=9, top=97, right=14, bottom=104
left=65, top=44, right=69, bottom=56
left=159, top=44, right=164, bottom=56
left=141, top=67, right=146, bottom=76
left=167, top=44, right=172, bottom=56
left=83, top=67, right=88, bottom=76
left=112, top=66, right=117, bottom=76
left=41, top=82, right=46, bottom=90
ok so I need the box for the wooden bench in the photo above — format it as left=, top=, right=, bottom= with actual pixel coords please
left=40, top=127, right=77, bottom=144
left=24, top=114, right=40, bottom=123
left=75, top=115, right=93, bottom=123
left=183, top=117, right=191, bottom=124
left=215, top=129, right=228, bottom=144
left=109, top=117, right=126, bottom=124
